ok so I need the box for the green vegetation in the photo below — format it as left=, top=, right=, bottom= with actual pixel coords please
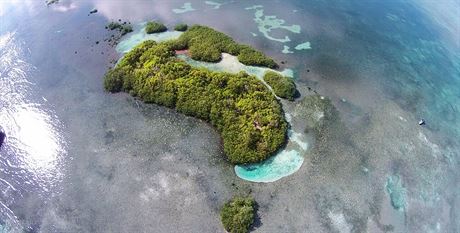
left=263, top=71, right=296, bottom=100
left=46, top=0, right=59, bottom=5
left=220, top=196, right=256, bottom=233
left=172, top=25, right=277, bottom=68
left=107, top=22, right=133, bottom=35
left=174, top=23, right=188, bottom=31
left=145, top=21, right=167, bottom=34
left=104, top=40, right=287, bottom=164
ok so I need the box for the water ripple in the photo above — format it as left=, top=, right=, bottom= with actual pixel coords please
left=0, top=31, right=67, bottom=230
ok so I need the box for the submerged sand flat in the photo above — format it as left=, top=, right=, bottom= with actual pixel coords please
left=1, top=1, right=458, bottom=232
left=172, top=2, right=196, bottom=14
left=116, top=24, right=183, bottom=53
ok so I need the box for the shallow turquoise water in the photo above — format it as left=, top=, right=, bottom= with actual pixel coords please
left=115, top=26, right=293, bottom=78
left=116, top=24, right=182, bottom=53
left=235, top=111, right=308, bottom=182
left=234, top=149, right=303, bottom=183
left=172, top=2, right=196, bottom=14
left=386, top=175, right=406, bottom=211
left=245, top=5, right=301, bottom=43
left=234, top=125, right=307, bottom=182
left=177, top=53, right=294, bottom=79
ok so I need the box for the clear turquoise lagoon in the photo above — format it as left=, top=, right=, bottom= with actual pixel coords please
left=234, top=149, right=303, bottom=183
left=116, top=24, right=182, bottom=53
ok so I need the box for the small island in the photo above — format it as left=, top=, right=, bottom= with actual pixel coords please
left=263, top=71, right=296, bottom=100
left=220, top=196, right=256, bottom=233
left=145, top=21, right=167, bottom=34
left=105, top=25, right=290, bottom=164
left=107, top=21, right=133, bottom=36
left=174, top=23, right=188, bottom=32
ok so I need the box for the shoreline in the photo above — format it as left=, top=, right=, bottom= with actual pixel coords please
left=111, top=25, right=307, bottom=182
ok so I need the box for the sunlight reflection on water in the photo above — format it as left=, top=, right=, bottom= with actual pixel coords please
left=0, top=31, right=67, bottom=229
left=7, top=105, right=65, bottom=176
left=0, top=31, right=66, bottom=184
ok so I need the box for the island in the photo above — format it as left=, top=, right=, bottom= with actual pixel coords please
left=107, top=21, right=133, bottom=36
left=263, top=71, right=296, bottom=100
left=174, top=23, right=188, bottom=32
left=104, top=25, right=292, bottom=164
left=145, top=21, right=167, bottom=34
left=220, top=196, right=256, bottom=233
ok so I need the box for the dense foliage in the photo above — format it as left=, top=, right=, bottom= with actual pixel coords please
left=174, top=23, right=188, bottom=31
left=46, top=0, right=59, bottom=5
left=263, top=71, right=296, bottom=100
left=107, top=22, right=133, bottom=35
left=104, top=40, right=287, bottom=164
left=171, top=25, right=278, bottom=68
left=220, top=197, right=255, bottom=233
left=145, top=21, right=167, bottom=34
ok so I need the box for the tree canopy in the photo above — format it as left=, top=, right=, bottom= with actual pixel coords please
left=174, top=23, right=188, bottom=31
left=172, top=25, right=278, bottom=68
left=145, top=21, right=167, bottom=34
left=220, top=196, right=256, bottom=233
left=263, top=71, right=296, bottom=100
left=104, top=39, right=287, bottom=164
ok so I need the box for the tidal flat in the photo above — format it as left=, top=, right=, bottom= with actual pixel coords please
left=0, top=0, right=459, bottom=232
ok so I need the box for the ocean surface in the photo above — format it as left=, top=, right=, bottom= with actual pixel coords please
left=0, top=0, right=459, bottom=232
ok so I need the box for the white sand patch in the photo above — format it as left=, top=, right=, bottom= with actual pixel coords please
left=289, top=130, right=308, bottom=150
left=245, top=5, right=301, bottom=43
left=139, top=171, right=195, bottom=202
left=328, top=211, right=352, bottom=233
left=116, top=26, right=183, bottom=53
left=418, top=132, right=441, bottom=157
left=177, top=53, right=293, bottom=80
left=205, top=1, right=223, bottom=9
left=295, top=41, right=311, bottom=50
left=172, top=2, right=195, bottom=14
left=282, top=45, right=294, bottom=54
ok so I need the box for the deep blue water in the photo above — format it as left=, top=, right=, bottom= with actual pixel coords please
left=0, top=0, right=459, bottom=232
